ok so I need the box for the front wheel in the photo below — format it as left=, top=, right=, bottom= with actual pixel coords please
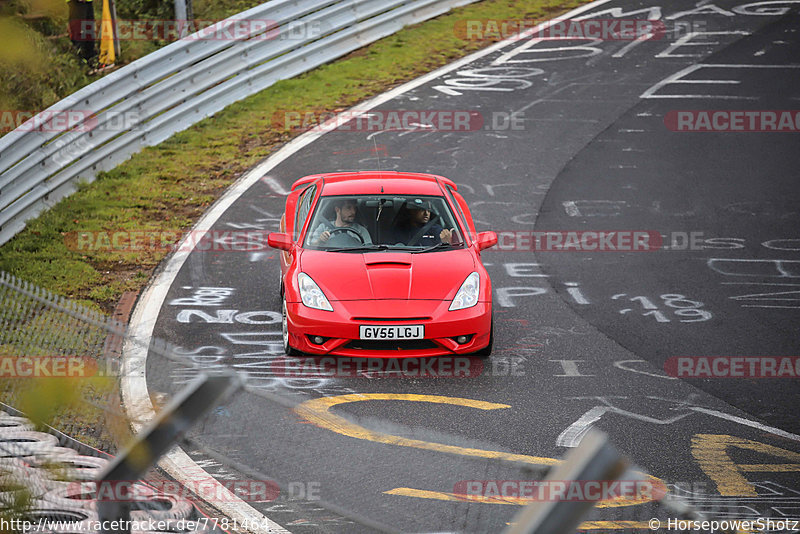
left=473, top=316, right=493, bottom=358
left=282, top=298, right=301, bottom=356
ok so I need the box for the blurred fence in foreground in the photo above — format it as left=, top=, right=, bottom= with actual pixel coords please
left=2, top=270, right=794, bottom=534
left=0, top=271, right=220, bottom=532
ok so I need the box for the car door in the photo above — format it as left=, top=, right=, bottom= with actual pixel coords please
left=279, top=184, right=317, bottom=277
left=443, top=184, right=476, bottom=246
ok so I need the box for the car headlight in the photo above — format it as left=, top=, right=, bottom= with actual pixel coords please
left=449, top=272, right=480, bottom=311
left=298, top=273, right=333, bottom=311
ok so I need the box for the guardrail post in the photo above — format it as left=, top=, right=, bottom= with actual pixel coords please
left=174, top=0, right=189, bottom=38
left=97, top=373, right=240, bottom=534
left=504, top=430, right=629, bottom=534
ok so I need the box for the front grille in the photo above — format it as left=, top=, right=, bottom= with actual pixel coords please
left=345, top=339, right=438, bottom=351
left=351, top=317, right=432, bottom=322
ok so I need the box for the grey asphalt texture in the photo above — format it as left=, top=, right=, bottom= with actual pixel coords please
left=146, top=1, right=800, bottom=532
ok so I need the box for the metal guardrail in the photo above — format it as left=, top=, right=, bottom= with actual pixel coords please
left=0, top=0, right=479, bottom=246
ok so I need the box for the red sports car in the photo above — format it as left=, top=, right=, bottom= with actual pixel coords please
left=267, top=171, right=497, bottom=358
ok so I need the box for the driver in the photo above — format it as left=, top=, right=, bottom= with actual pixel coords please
left=309, top=198, right=372, bottom=247
left=391, top=198, right=453, bottom=246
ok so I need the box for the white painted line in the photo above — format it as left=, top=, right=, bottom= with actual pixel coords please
left=655, top=31, right=750, bottom=59
left=721, top=282, right=800, bottom=286
left=697, top=64, right=800, bottom=68
left=642, top=63, right=800, bottom=99
left=613, top=359, right=677, bottom=380
left=121, top=283, right=291, bottom=534
left=556, top=400, right=800, bottom=449
left=741, top=304, right=800, bottom=308
left=120, top=0, right=618, bottom=529
left=612, top=32, right=656, bottom=58
left=556, top=406, right=607, bottom=447
left=689, top=407, right=800, bottom=443
left=562, top=201, right=581, bottom=216
left=558, top=404, right=691, bottom=447
left=261, top=176, right=290, bottom=196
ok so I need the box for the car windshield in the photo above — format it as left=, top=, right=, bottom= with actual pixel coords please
left=303, top=195, right=466, bottom=252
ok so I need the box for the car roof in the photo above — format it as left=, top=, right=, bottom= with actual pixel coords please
left=290, top=171, right=456, bottom=196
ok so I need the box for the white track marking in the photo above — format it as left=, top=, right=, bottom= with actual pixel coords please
left=261, top=176, right=290, bottom=196
left=121, top=0, right=616, bottom=529
left=688, top=407, right=800, bottom=442
left=556, top=400, right=800, bottom=448
left=643, top=64, right=800, bottom=99
left=614, top=359, right=678, bottom=380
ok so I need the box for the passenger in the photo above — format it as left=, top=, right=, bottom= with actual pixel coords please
left=391, top=199, right=453, bottom=246
left=309, top=198, right=372, bottom=247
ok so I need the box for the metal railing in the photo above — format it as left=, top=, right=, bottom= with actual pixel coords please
left=0, top=0, right=479, bottom=246
left=0, top=272, right=216, bottom=533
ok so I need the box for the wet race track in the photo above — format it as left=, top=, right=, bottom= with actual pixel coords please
left=134, top=0, right=800, bottom=531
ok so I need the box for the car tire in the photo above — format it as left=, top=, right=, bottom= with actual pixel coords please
left=282, top=298, right=302, bottom=356
left=473, top=317, right=493, bottom=358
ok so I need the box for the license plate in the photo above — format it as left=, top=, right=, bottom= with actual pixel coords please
left=359, top=325, right=424, bottom=340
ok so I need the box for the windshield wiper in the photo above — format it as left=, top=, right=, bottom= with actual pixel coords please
left=412, top=242, right=454, bottom=254
left=325, top=244, right=390, bottom=253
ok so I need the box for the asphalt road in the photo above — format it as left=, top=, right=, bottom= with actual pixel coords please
left=142, top=0, right=800, bottom=531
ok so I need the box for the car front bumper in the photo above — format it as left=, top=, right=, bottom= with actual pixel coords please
left=285, top=299, right=492, bottom=357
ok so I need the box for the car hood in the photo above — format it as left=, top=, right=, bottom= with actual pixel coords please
left=299, top=249, right=475, bottom=300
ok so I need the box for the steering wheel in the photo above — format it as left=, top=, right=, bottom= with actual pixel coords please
left=407, top=215, right=440, bottom=246
left=328, top=226, right=365, bottom=244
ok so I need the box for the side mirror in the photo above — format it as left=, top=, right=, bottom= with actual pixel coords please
left=267, top=232, right=293, bottom=251
left=476, top=231, right=498, bottom=251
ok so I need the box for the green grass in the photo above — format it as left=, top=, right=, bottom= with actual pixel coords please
left=1, top=0, right=587, bottom=311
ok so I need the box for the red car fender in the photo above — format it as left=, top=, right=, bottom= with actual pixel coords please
left=283, top=254, right=303, bottom=304
left=479, top=264, right=493, bottom=303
